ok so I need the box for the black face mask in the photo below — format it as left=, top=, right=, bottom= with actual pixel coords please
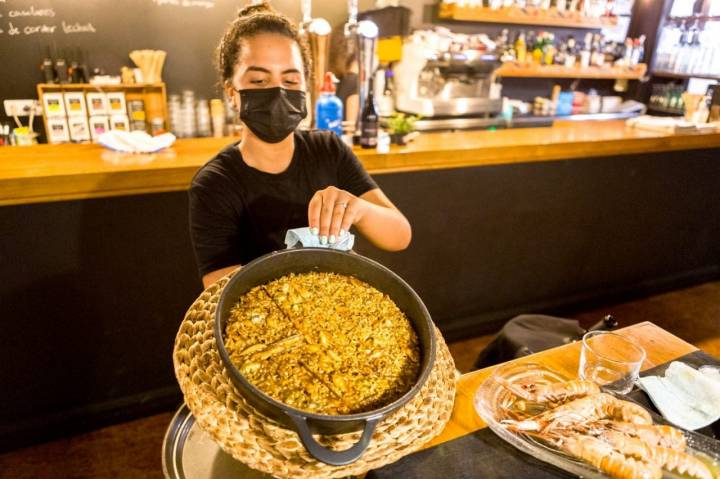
left=238, top=87, right=307, bottom=143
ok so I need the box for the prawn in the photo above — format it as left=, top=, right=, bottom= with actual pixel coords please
left=596, top=420, right=687, bottom=451
left=504, top=393, right=652, bottom=432
left=497, top=378, right=600, bottom=404
left=600, top=430, right=713, bottom=479
left=555, top=434, right=662, bottom=479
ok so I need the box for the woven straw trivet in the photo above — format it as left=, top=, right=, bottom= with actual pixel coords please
left=173, top=273, right=457, bottom=479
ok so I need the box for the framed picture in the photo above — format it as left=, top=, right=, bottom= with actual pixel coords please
left=68, top=116, right=91, bottom=142
left=110, top=114, right=130, bottom=131
left=86, top=93, right=108, bottom=116
left=89, top=115, right=110, bottom=141
left=42, top=93, right=66, bottom=118
left=106, top=92, right=127, bottom=115
left=46, top=117, right=70, bottom=144
left=64, top=92, right=87, bottom=117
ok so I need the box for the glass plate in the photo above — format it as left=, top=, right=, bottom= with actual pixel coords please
left=473, top=362, right=720, bottom=479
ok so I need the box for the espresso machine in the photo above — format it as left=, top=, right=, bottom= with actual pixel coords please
left=394, top=29, right=504, bottom=130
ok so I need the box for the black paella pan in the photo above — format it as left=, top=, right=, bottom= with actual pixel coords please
left=214, top=248, right=436, bottom=466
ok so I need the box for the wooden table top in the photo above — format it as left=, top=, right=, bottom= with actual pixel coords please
left=1, top=120, right=719, bottom=206
left=426, top=321, right=697, bottom=448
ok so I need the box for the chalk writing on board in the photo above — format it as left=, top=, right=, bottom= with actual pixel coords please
left=3, top=21, right=95, bottom=36
left=62, top=21, right=96, bottom=33
left=6, top=21, right=57, bottom=34
left=153, top=0, right=216, bottom=8
left=8, top=7, right=56, bottom=17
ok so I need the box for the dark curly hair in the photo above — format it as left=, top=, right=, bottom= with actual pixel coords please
left=216, top=2, right=311, bottom=86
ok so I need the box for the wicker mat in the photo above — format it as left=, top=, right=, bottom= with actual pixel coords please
left=173, top=273, right=457, bottom=479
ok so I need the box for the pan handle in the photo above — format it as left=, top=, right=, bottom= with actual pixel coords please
left=285, top=412, right=379, bottom=466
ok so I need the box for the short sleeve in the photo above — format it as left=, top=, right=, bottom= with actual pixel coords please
left=332, top=135, right=378, bottom=198
left=188, top=171, right=243, bottom=277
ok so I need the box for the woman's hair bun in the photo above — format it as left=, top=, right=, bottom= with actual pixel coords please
left=237, top=2, right=274, bottom=18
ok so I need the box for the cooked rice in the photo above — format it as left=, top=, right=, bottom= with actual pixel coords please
left=224, top=272, right=420, bottom=415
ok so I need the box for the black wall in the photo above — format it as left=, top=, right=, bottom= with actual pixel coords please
left=0, top=0, right=365, bottom=124
left=1, top=1, right=235, bottom=106
left=1, top=148, right=719, bottom=451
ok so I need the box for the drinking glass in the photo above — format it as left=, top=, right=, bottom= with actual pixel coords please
left=578, top=331, right=646, bottom=395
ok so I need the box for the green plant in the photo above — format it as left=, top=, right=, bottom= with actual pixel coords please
left=386, top=113, right=420, bottom=135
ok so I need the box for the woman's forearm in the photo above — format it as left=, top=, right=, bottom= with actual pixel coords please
left=355, top=200, right=412, bottom=251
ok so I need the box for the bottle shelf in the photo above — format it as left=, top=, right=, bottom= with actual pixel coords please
left=36, top=82, right=169, bottom=143
left=496, top=62, right=647, bottom=79
left=647, top=104, right=684, bottom=115
left=438, top=4, right=618, bottom=29
left=652, top=70, right=720, bottom=81
left=666, top=15, right=720, bottom=22
left=37, top=83, right=166, bottom=89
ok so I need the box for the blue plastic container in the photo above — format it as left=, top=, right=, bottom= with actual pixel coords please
left=315, top=72, right=344, bottom=136
left=556, top=92, right=574, bottom=116
left=316, top=93, right=343, bottom=136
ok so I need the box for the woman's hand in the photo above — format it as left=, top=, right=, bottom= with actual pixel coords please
left=308, top=186, right=368, bottom=244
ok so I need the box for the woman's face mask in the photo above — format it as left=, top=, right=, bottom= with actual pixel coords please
left=238, top=87, right=307, bottom=143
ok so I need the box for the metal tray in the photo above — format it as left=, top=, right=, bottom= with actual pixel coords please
left=162, top=404, right=273, bottom=479
left=473, top=362, right=720, bottom=479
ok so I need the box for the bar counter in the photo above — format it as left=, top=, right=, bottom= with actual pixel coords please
left=2, top=120, right=719, bottom=206
left=1, top=119, right=719, bottom=453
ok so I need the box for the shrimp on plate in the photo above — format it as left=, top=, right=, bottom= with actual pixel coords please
left=599, top=430, right=713, bottom=479
left=504, top=393, right=652, bottom=432
left=497, top=378, right=600, bottom=404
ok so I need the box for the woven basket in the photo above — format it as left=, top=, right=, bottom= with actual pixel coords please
left=173, top=272, right=457, bottom=479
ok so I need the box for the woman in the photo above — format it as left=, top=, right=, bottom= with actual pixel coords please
left=189, top=3, right=411, bottom=288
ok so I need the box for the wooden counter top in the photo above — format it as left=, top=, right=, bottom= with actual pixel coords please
left=426, top=321, right=697, bottom=448
left=1, top=120, right=719, bottom=206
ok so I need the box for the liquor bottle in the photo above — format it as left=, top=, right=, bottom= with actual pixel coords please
left=632, top=34, right=645, bottom=66
left=590, top=34, right=602, bottom=66
left=496, top=28, right=510, bottom=51
left=565, top=36, right=577, bottom=67
left=378, top=68, right=395, bottom=117
left=359, top=78, right=378, bottom=149
left=500, top=30, right=516, bottom=62
left=622, top=38, right=633, bottom=66
left=515, top=32, right=527, bottom=63
left=580, top=32, right=592, bottom=68
left=532, top=32, right=545, bottom=64
left=543, top=33, right=556, bottom=65
left=555, top=41, right=567, bottom=66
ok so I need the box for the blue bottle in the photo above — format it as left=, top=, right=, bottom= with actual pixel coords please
left=315, top=72, right=344, bottom=137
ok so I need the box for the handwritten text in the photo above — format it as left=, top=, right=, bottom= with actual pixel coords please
left=8, top=7, right=56, bottom=18
left=62, top=21, right=96, bottom=33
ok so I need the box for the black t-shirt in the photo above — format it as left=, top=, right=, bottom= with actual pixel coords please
left=188, top=130, right=378, bottom=277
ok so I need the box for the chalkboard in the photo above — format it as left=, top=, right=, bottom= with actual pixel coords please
left=0, top=0, right=356, bottom=125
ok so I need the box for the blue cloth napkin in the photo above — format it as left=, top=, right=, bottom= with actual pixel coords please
left=284, top=227, right=354, bottom=251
